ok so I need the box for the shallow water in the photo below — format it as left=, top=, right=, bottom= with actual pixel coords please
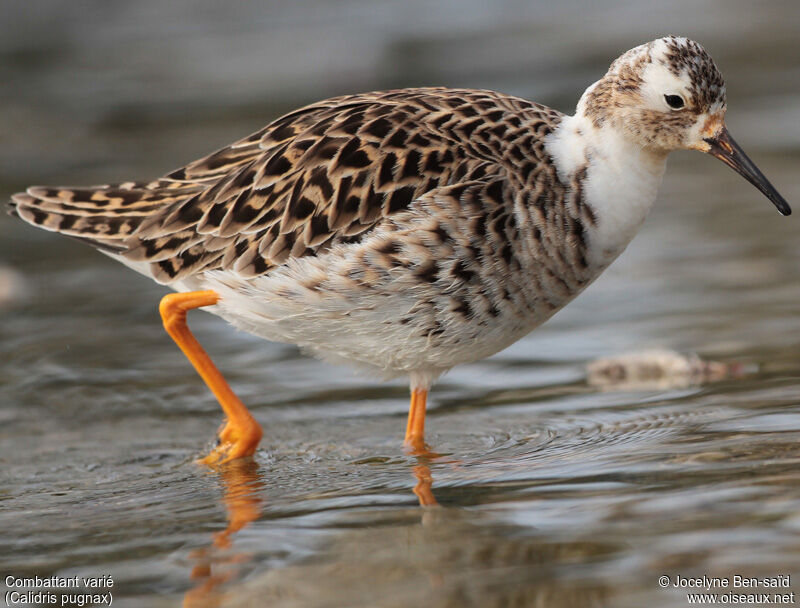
left=2, top=2, right=800, bottom=607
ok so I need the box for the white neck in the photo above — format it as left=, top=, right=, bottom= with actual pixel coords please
left=545, top=106, right=668, bottom=269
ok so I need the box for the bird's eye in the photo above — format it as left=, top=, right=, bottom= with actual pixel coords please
left=664, top=94, right=685, bottom=109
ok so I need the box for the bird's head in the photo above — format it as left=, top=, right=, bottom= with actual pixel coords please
left=579, top=36, right=790, bottom=215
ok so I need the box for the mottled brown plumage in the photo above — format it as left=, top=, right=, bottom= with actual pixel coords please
left=11, top=88, right=569, bottom=284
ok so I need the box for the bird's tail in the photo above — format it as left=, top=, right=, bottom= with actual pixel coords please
left=8, top=180, right=204, bottom=253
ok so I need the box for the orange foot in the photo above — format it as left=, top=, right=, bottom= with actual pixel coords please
left=403, top=435, right=442, bottom=460
left=198, top=418, right=263, bottom=466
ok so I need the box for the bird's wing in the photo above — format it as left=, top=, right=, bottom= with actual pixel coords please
left=10, top=88, right=563, bottom=283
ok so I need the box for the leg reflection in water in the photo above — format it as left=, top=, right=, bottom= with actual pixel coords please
left=184, top=449, right=440, bottom=606
left=184, top=460, right=265, bottom=608
left=412, top=463, right=438, bottom=507
left=409, top=439, right=458, bottom=508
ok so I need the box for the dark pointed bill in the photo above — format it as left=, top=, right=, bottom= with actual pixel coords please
left=704, top=127, right=791, bottom=216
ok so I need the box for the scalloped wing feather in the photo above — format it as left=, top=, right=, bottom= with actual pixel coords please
left=9, top=88, right=563, bottom=284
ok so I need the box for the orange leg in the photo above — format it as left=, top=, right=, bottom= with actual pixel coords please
left=405, top=389, right=440, bottom=505
left=404, top=388, right=429, bottom=454
left=159, top=290, right=263, bottom=466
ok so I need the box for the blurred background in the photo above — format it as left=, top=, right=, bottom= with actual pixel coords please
left=1, top=1, right=799, bottom=607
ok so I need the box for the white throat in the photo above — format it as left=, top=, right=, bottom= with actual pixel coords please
left=545, top=107, right=667, bottom=269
